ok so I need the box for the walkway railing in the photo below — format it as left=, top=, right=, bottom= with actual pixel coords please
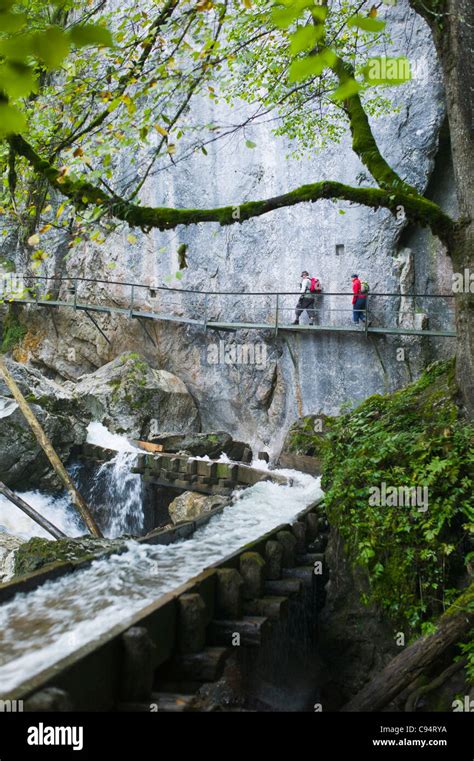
left=1, top=274, right=457, bottom=339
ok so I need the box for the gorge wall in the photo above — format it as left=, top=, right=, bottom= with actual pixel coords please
left=1, top=0, right=457, bottom=454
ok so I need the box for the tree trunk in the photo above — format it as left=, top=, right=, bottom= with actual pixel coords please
left=341, top=583, right=474, bottom=712
left=412, top=0, right=474, bottom=415
left=0, top=356, right=102, bottom=537
left=440, top=0, right=474, bottom=416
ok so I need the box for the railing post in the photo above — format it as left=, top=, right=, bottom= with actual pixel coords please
left=130, top=284, right=135, bottom=317
left=203, top=294, right=208, bottom=332
left=365, top=293, right=369, bottom=337
left=274, top=293, right=279, bottom=338
left=74, top=279, right=77, bottom=310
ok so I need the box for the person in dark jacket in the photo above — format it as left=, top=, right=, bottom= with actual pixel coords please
left=293, top=270, right=316, bottom=325
left=351, top=273, right=367, bottom=324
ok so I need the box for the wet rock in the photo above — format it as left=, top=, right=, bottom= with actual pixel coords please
left=24, top=688, right=73, bottom=712
left=318, top=526, right=399, bottom=709
left=148, top=431, right=253, bottom=462
left=0, top=359, right=86, bottom=490
left=168, top=491, right=229, bottom=525
left=70, top=352, right=200, bottom=439
left=13, top=535, right=126, bottom=577
left=0, top=532, right=25, bottom=583
left=148, top=431, right=232, bottom=457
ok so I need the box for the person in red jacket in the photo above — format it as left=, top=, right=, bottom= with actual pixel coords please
left=351, top=273, right=367, bottom=324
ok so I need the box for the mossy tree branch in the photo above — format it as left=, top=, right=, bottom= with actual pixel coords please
left=308, top=4, right=417, bottom=193
left=9, top=134, right=456, bottom=246
left=334, top=58, right=417, bottom=194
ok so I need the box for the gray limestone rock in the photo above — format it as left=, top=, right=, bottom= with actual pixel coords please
left=168, top=491, right=229, bottom=525
left=69, top=352, right=200, bottom=438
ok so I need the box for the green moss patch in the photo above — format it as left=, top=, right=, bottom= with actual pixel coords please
left=14, top=536, right=126, bottom=577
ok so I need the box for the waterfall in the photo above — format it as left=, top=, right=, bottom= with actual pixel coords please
left=86, top=450, right=143, bottom=538
left=71, top=421, right=144, bottom=538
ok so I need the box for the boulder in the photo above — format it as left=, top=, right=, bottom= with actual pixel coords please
left=13, top=535, right=126, bottom=577
left=0, top=532, right=24, bottom=583
left=148, top=431, right=232, bottom=457
left=70, top=353, right=200, bottom=439
left=168, top=492, right=229, bottom=525
left=148, top=431, right=253, bottom=462
left=0, top=359, right=87, bottom=490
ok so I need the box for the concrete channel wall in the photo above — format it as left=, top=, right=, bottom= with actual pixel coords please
left=2, top=498, right=329, bottom=711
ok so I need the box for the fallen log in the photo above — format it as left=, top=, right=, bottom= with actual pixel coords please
left=341, top=583, right=474, bottom=712
left=0, top=481, right=66, bottom=540
left=0, top=356, right=102, bottom=537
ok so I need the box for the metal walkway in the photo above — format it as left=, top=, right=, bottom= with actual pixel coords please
left=4, top=274, right=457, bottom=340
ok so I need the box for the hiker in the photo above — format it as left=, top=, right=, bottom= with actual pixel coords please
left=351, top=273, right=368, bottom=324
left=293, top=271, right=321, bottom=325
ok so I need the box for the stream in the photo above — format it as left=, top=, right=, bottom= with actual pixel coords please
left=0, top=424, right=322, bottom=696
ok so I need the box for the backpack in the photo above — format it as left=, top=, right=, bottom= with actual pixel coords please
left=309, top=277, right=322, bottom=294
left=360, top=281, right=369, bottom=294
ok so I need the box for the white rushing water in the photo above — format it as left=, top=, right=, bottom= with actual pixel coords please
left=0, top=491, right=83, bottom=541
left=0, top=423, right=144, bottom=541
left=0, top=468, right=322, bottom=695
left=84, top=422, right=144, bottom=537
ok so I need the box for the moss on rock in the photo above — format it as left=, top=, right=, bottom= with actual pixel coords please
left=13, top=536, right=126, bottom=577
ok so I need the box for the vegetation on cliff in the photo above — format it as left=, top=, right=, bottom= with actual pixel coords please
left=0, top=305, right=27, bottom=354
left=286, top=360, right=473, bottom=679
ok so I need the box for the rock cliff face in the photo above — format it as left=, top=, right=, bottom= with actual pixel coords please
left=0, top=354, right=199, bottom=489
left=1, top=0, right=456, bottom=454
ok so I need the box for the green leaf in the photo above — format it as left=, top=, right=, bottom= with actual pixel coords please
left=331, top=78, right=360, bottom=101
left=245, top=139, right=257, bottom=148
left=271, top=5, right=303, bottom=30
left=347, top=15, right=386, bottom=33
left=271, top=0, right=315, bottom=29
left=0, top=102, right=26, bottom=136
left=33, top=26, right=71, bottom=70
left=311, top=5, right=328, bottom=22
left=69, top=24, right=114, bottom=49
left=0, top=62, right=37, bottom=98
left=289, top=25, right=322, bottom=55
left=0, top=11, right=26, bottom=33
left=289, top=48, right=336, bottom=82
left=0, top=33, right=34, bottom=61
